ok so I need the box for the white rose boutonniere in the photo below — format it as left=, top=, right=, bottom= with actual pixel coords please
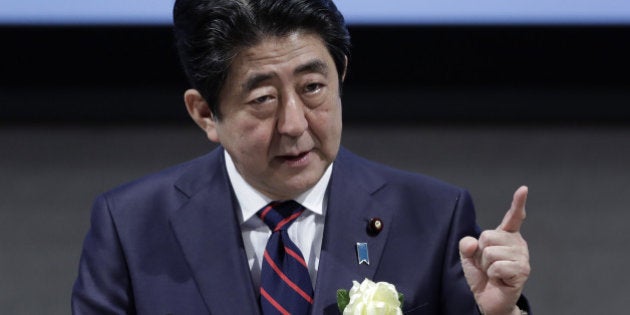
left=337, top=278, right=404, bottom=315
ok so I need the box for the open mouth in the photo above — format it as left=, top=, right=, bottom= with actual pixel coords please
left=281, top=151, right=309, bottom=161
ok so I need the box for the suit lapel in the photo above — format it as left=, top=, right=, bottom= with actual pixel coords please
left=167, top=148, right=393, bottom=314
left=169, top=149, right=260, bottom=314
left=312, top=149, right=393, bottom=314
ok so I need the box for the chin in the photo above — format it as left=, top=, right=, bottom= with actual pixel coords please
left=282, top=177, right=318, bottom=197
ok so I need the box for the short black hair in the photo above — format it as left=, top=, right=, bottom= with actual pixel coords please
left=173, top=0, right=351, bottom=118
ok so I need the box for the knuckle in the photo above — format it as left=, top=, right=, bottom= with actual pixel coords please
left=521, top=261, right=532, bottom=277
left=482, top=246, right=498, bottom=260
left=478, top=230, right=495, bottom=245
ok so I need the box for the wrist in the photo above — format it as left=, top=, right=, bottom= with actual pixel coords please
left=477, top=305, right=527, bottom=315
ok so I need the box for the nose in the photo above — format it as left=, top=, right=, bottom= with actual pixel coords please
left=277, top=91, right=308, bottom=137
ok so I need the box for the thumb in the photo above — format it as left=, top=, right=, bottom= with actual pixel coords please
left=459, top=236, right=484, bottom=292
left=459, top=236, right=479, bottom=259
left=498, top=185, right=528, bottom=233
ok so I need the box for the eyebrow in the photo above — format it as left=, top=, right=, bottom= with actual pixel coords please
left=294, top=59, right=329, bottom=77
left=241, top=59, right=330, bottom=92
left=242, top=73, right=273, bottom=93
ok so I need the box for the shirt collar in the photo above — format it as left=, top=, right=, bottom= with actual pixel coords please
left=224, top=150, right=331, bottom=224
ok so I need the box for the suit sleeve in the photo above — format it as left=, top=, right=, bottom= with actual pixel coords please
left=71, top=194, right=136, bottom=314
left=438, top=189, right=482, bottom=314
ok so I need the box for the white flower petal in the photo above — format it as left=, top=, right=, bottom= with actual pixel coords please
left=343, top=279, right=402, bottom=315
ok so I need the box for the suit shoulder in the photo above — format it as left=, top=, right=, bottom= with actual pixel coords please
left=96, top=149, right=222, bottom=215
left=109, top=153, right=211, bottom=192
left=337, top=148, right=465, bottom=196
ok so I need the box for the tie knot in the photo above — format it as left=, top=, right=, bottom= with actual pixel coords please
left=257, top=200, right=305, bottom=232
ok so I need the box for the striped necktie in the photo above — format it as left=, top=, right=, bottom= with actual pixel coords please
left=257, top=200, right=314, bottom=315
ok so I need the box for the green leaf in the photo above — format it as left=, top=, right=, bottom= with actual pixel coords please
left=398, top=292, right=404, bottom=307
left=337, top=289, right=350, bottom=312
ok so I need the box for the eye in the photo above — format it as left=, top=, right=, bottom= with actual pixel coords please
left=303, top=82, right=323, bottom=94
left=250, top=95, right=274, bottom=105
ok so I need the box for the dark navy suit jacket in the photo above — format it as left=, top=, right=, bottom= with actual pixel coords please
left=72, top=147, right=528, bottom=314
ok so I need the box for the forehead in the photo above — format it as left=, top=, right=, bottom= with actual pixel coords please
left=228, top=32, right=336, bottom=80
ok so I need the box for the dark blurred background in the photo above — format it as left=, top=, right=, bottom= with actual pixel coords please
left=3, top=25, right=630, bottom=123
left=2, top=3, right=630, bottom=314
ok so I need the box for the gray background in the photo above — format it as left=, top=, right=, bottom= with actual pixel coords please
left=2, top=122, right=628, bottom=314
left=3, top=16, right=629, bottom=315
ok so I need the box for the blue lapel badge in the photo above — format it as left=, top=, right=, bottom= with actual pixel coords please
left=356, top=242, right=370, bottom=265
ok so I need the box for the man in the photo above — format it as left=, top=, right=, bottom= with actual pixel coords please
left=72, top=0, right=531, bottom=314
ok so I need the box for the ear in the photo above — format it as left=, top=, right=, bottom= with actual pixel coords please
left=184, top=89, right=219, bottom=142
left=341, top=55, right=348, bottom=82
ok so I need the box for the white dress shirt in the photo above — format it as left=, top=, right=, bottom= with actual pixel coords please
left=224, top=151, right=331, bottom=289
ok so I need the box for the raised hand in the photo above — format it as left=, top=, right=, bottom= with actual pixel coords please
left=459, top=186, right=530, bottom=315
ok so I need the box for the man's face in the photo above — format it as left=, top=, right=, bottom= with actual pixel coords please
left=193, top=32, right=343, bottom=200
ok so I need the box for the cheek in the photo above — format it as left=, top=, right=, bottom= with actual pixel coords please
left=311, top=100, right=341, bottom=133
left=227, top=117, right=275, bottom=151
left=308, top=102, right=342, bottom=150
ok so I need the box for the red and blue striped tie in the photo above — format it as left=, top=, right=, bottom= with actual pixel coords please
left=257, top=200, right=314, bottom=315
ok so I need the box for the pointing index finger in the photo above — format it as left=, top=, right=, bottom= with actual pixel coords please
left=497, top=185, right=528, bottom=233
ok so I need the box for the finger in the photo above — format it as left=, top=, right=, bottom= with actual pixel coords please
left=486, top=260, right=531, bottom=288
left=479, top=245, right=528, bottom=272
left=478, top=230, right=526, bottom=248
left=498, top=185, right=528, bottom=233
left=459, top=236, right=479, bottom=259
